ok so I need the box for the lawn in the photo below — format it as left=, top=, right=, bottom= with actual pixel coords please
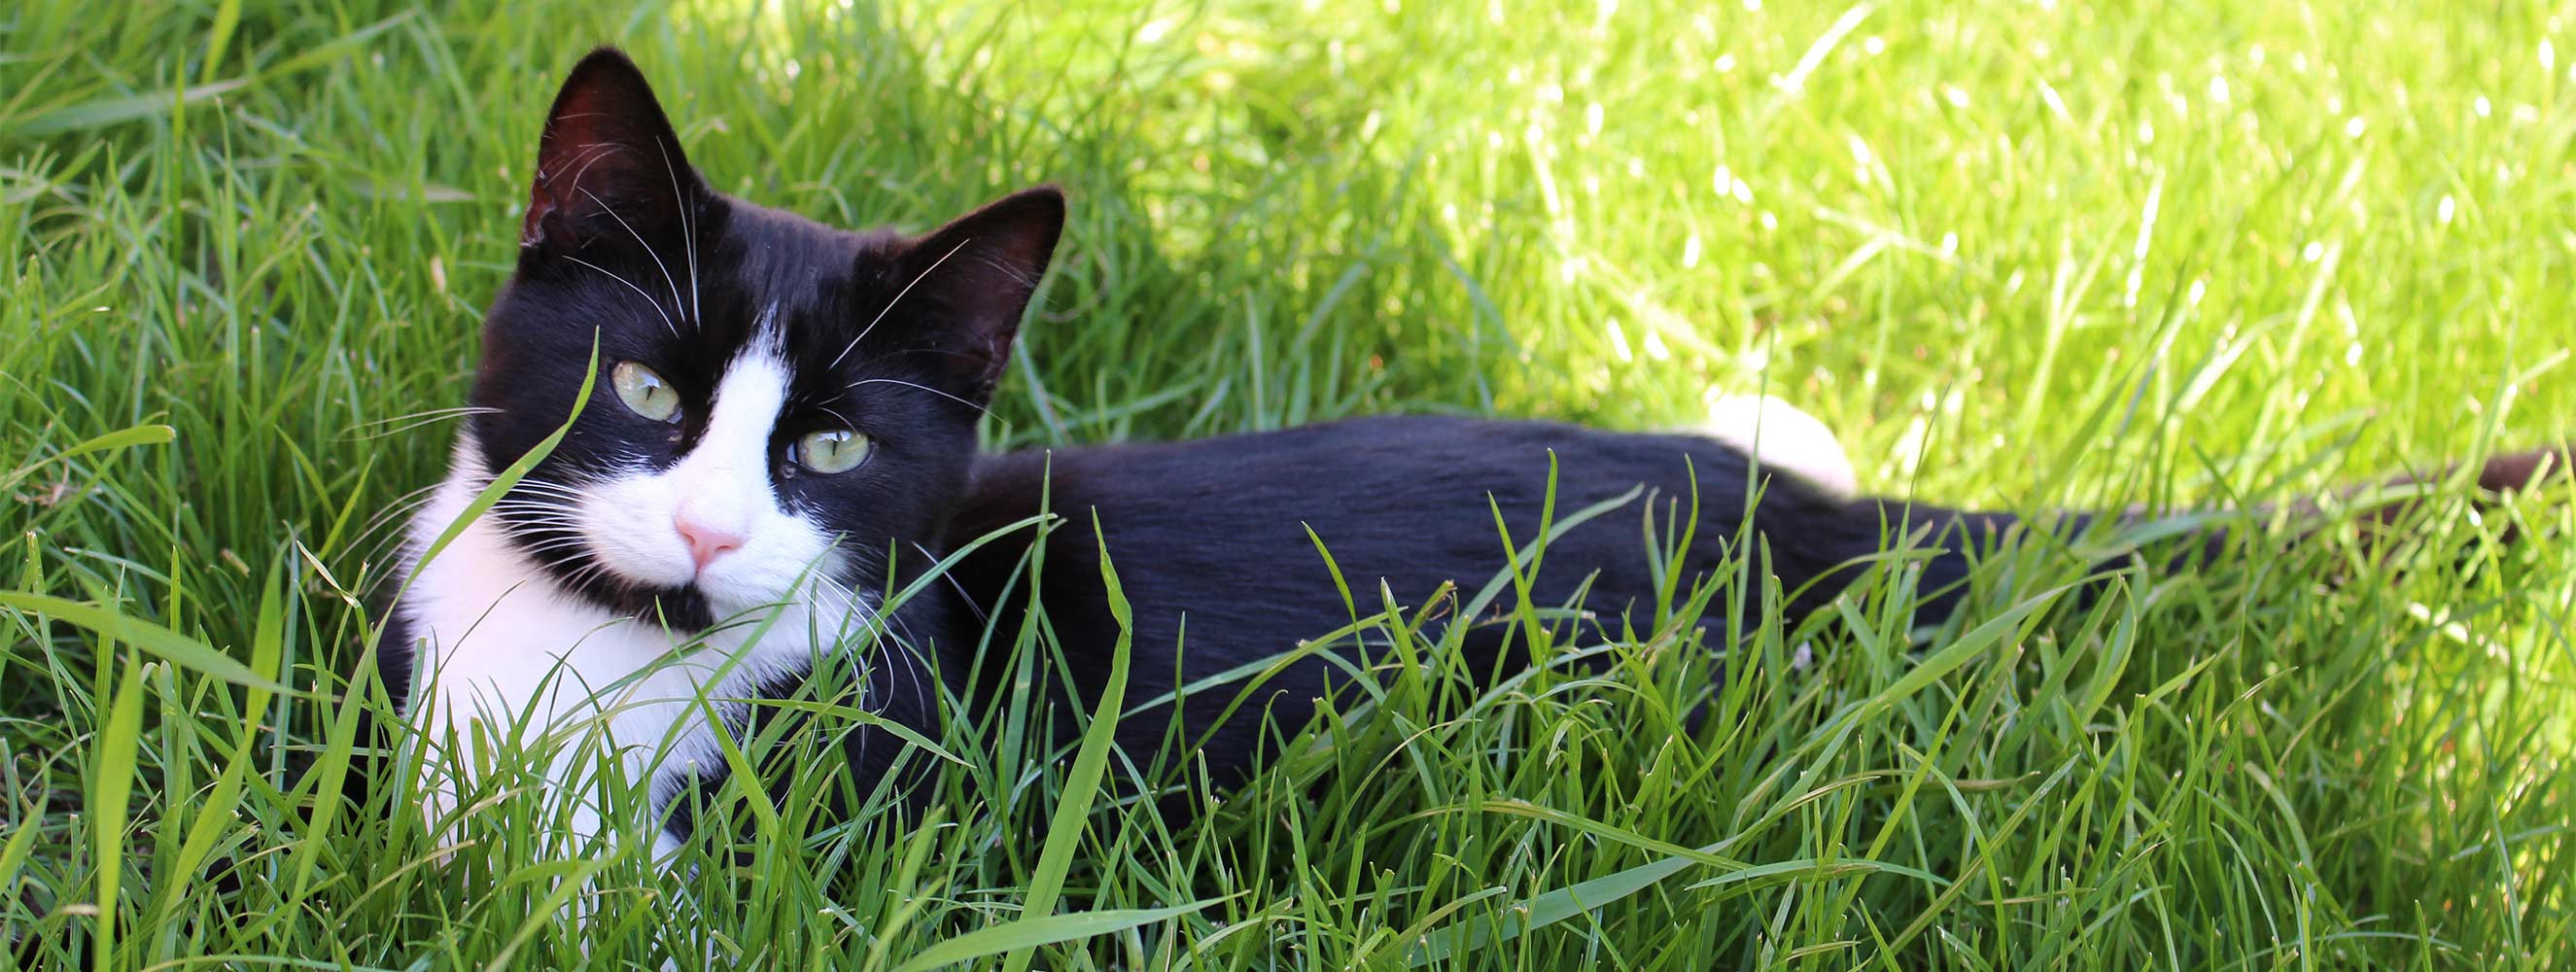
left=4, top=0, right=2575, bottom=967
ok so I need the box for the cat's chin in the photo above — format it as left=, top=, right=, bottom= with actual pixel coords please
left=597, top=582, right=718, bottom=633
left=584, top=569, right=811, bottom=635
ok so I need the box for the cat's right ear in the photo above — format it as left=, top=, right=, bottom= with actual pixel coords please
left=893, top=187, right=1066, bottom=399
left=522, top=48, right=702, bottom=251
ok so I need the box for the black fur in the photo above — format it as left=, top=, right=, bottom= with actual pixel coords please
left=389, top=49, right=2568, bottom=846
left=945, top=416, right=2033, bottom=786
left=390, top=50, right=1059, bottom=831
left=467, top=52, right=1053, bottom=633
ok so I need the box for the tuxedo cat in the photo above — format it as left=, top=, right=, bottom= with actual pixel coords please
left=379, top=49, right=2563, bottom=861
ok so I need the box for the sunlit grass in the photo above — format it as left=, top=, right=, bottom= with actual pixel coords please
left=3, top=0, right=2573, bottom=968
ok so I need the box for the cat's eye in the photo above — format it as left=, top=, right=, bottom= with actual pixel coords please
left=611, top=362, right=681, bottom=424
left=792, top=429, right=871, bottom=474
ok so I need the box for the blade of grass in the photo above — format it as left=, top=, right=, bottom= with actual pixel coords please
left=998, top=511, right=1135, bottom=972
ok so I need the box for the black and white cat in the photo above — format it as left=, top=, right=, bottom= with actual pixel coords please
left=380, top=49, right=2563, bottom=862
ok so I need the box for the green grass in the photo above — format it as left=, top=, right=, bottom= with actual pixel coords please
left=5, top=0, right=2576, bottom=967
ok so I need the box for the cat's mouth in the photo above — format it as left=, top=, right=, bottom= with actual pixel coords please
left=566, top=542, right=804, bottom=632
left=486, top=503, right=720, bottom=629
left=612, top=584, right=719, bottom=633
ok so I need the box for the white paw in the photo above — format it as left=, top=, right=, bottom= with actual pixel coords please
left=1694, top=393, right=1860, bottom=500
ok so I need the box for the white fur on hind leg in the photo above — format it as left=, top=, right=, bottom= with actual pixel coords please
left=1693, top=393, right=1859, bottom=500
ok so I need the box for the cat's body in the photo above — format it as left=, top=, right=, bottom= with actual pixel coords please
left=389, top=401, right=1906, bottom=851
left=380, top=49, right=2562, bottom=862
left=944, top=414, right=2005, bottom=778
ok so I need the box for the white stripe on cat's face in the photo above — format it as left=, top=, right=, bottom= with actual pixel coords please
left=578, top=320, right=844, bottom=615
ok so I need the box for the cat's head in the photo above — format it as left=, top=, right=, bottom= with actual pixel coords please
left=462, top=48, right=1061, bottom=629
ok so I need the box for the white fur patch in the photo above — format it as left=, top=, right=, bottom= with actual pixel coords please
left=576, top=324, right=848, bottom=615
left=395, top=322, right=881, bottom=859
left=1694, top=393, right=1859, bottom=500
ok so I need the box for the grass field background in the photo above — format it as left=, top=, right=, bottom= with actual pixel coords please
left=5, top=0, right=2576, bottom=967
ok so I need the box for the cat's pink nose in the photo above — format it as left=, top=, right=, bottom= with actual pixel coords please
left=673, top=516, right=743, bottom=572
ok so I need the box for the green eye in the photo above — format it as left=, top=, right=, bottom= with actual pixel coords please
left=793, top=429, right=871, bottom=473
left=611, top=362, right=680, bottom=423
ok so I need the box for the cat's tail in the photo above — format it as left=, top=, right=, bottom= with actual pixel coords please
left=1680, top=393, right=2564, bottom=614
left=1853, top=445, right=2571, bottom=618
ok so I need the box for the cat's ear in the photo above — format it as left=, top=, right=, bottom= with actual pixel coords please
left=897, top=186, right=1065, bottom=397
left=522, top=48, right=702, bottom=250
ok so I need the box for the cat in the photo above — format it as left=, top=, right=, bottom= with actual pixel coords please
left=377, top=48, right=2565, bottom=863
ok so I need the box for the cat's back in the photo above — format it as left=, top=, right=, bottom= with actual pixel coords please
left=963, top=414, right=1765, bottom=516
left=949, top=414, right=1788, bottom=642
left=943, top=414, right=1819, bottom=770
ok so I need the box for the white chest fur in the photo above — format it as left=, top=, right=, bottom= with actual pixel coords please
left=393, top=329, right=887, bottom=858
left=391, top=456, right=854, bottom=858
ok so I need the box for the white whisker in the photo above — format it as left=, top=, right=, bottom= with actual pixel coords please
left=848, top=377, right=988, bottom=415
left=490, top=512, right=587, bottom=533
left=831, top=237, right=972, bottom=369
left=811, top=572, right=930, bottom=724
left=913, top=540, right=987, bottom=624
left=561, top=255, right=679, bottom=337
left=351, top=485, right=456, bottom=561
left=652, top=138, right=701, bottom=328
left=487, top=508, right=586, bottom=527
left=505, top=482, right=598, bottom=500
left=495, top=487, right=588, bottom=503
left=577, top=186, right=686, bottom=327
left=552, top=142, right=622, bottom=191
left=968, top=252, right=1037, bottom=290
left=511, top=538, right=606, bottom=560
left=514, top=498, right=590, bottom=511
left=498, top=493, right=588, bottom=508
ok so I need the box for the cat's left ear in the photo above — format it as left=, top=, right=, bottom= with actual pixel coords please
left=896, top=186, right=1065, bottom=398
left=522, top=48, right=703, bottom=251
